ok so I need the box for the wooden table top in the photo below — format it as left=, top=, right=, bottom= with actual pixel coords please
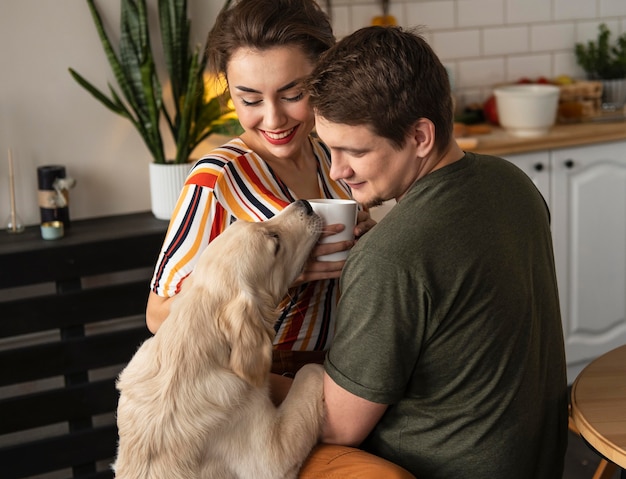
left=468, top=118, right=626, bottom=157
left=571, top=344, right=626, bottom=468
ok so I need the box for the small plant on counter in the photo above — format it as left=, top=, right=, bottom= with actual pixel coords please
left=575, top=23, right=626, bottom=80
left=69, top=0, right=242, bottom=165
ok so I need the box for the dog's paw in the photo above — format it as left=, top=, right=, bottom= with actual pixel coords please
left=292, top=363, right=324, bottom=404
left=287, top=363, right=325, bottom=441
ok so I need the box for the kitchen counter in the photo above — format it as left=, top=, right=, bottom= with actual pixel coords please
left=468, top=117, right=626, bottom=157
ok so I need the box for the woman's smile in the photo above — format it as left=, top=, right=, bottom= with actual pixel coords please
left=261, top=125, right=300, bottom=144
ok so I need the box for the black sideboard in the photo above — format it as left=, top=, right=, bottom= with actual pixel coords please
left=0, top=212, right=167, bottom=479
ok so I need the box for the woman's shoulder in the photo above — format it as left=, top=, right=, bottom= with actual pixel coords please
left=189, top=137, right=269, bottom=177
left=192, top=137, right=250, bottom=169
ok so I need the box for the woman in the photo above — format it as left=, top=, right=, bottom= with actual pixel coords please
left=146, top=0, right=373, bottom=376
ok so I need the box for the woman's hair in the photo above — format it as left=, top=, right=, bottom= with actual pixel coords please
left=206, top=0, right=335, bottom=77
left=307, top=26, right=454, bottom=154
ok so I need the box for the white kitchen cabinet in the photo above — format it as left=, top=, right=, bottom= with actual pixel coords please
left=551, top=142, right=626, bottom=382
left=503, top=151, right=551, bottom=203
left=505, top=141, right=626, bottom=382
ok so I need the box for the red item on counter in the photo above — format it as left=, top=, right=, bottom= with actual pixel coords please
left=483, top=95, right=499, bottom=126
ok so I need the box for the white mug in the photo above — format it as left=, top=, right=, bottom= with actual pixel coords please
left=308, top=199, right=358, bottom=261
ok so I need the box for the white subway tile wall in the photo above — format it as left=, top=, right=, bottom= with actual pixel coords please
left=407, top=2, right=455, bottom=29
left=457, top=0, right=504, bottom=28
left=484, top=26, right=529, bottom=56
left=507, top=0, right=551, bottom=24
left=320, top=0, right=626, bottom=108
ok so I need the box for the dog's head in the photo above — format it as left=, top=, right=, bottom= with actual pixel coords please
left=187, top=200, right=323, bottom=386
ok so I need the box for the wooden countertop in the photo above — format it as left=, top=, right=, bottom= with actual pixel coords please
left=570, top=344, right=626, bottom=469
left=466, top=117, right=626, bottom=157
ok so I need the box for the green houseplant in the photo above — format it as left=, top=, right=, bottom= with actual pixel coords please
left=575, top=23, right=626, bottom=80
left=69, top=0, right=241, bottom=219
left=69, top=0, right=241, bottom=166
left=575, top=23, right=626, bottom=112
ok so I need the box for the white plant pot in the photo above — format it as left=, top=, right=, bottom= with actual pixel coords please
left=149, top=162, right=192, bottom=220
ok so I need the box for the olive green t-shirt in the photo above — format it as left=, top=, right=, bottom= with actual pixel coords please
left=325, top=152, right=568, bottom=478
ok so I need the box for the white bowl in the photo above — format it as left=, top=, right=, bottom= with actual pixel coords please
left=494, top=84, right=560, bottom=138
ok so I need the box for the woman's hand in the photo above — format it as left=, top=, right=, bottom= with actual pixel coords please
left=292, top=210, right=377, bottom=287
left=292, top=223, right=349, bottom=285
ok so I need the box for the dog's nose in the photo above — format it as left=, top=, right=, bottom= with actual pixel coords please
left=298, top=199, right=314, bottom=215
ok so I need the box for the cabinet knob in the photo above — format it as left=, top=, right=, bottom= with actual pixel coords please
left=533, top=163, right=544, bottom=171
left=564, top=159, right=575, bottom=169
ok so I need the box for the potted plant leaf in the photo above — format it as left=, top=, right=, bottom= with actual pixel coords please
left=575, top=23, right=626, bottom=111
left=69, top=0, right=242, bottom=219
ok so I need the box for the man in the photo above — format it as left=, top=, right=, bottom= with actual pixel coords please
left=301, top=26, right=568, bottom=478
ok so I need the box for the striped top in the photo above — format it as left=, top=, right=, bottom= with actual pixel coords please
left=150, top=136, right=353, bottom=351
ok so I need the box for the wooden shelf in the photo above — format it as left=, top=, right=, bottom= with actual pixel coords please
left=0, top=212, right=168, bottom=289
left=0, top=211, right=168, bottom=478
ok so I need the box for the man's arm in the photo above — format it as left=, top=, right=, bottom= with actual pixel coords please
left=321, top=372, right=388, bottom=446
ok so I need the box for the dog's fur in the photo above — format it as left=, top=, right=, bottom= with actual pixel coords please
left=114, top=200, right=325, bottom=479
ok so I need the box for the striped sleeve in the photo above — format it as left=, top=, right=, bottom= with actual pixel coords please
left=150, top=139, right=290, bottom=297
left=150, top=175, right=220, bottom=297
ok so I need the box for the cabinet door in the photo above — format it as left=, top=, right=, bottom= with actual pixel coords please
left=551, top=141, right=626, bottom=382
left=503, top=151, right=551, bottom=203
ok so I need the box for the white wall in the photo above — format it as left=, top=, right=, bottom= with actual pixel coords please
left=0, top=0, right=225, bottom=226
left=1, top=0, right=625, bottom=226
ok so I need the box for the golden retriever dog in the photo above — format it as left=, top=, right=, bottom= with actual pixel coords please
left=114, top=200, right=325, bottom=479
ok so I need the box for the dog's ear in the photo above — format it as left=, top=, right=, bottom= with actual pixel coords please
left=220, top=293, right=273, bottom=388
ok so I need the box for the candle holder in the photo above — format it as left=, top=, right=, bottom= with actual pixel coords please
left=40, top=220, right=64, bottom=240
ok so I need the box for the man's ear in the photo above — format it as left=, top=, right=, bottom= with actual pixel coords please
left=411, top=118, right=436, bottom=157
